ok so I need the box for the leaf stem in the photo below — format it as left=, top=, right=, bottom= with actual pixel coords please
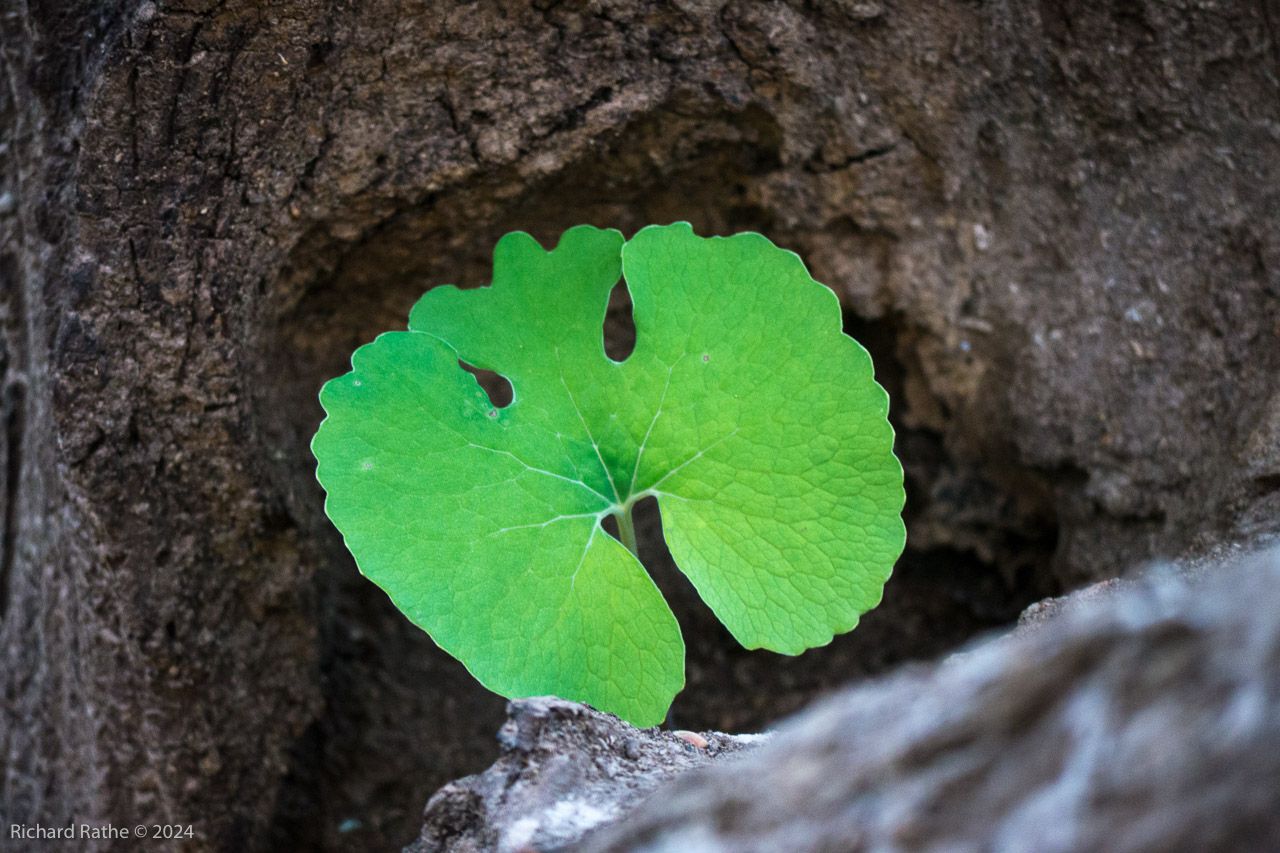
left=616, top=504, right=639, bottom=558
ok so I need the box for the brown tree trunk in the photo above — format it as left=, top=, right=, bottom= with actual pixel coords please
left=1, top=1, right=1277, bottom=851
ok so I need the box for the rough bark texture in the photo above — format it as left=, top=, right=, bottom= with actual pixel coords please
left=407, top=545, right=1280, bottom=852
left=1, top=1, right=1277, bottom=851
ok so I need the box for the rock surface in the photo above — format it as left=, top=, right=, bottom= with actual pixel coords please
left=409, top=544, right=1280, bottom=852
left=405, top=698, right=767, bottom=853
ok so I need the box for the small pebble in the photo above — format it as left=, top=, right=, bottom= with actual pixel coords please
left=623, top=738, right=641, bottom=760
left=672, top=730, right=709, bottom=749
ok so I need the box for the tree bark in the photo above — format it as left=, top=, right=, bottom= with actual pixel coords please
left=1, top=1, right=1277, bottom=850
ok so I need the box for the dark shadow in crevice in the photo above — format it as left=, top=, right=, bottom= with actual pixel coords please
left=458, top=360, right=513, bottom=408
left=842, top=307, right=1061, bottom=594
left=603, top=281, right=636, bottom=362
left=629, top=494, right=661, bottom=554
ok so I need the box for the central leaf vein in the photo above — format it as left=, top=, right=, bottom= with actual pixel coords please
left=626, top=347, right=688, bottom=496
left=556, top=346, right=623, bottom=502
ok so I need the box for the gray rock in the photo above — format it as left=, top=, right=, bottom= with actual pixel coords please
left=411, top=548, right=1280, bottom=852
left=578, top=547, right=1280, bottom=853
left=405, top=697, right=767, bottom=853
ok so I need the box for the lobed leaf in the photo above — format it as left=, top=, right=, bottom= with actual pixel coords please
left=312, top=223, right=905, bottom=725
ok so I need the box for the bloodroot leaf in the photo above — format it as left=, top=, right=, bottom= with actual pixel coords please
left=312, top=223, right=905, bottom=726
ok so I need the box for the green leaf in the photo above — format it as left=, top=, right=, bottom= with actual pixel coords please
left=312, top=223, right=905, bottom=725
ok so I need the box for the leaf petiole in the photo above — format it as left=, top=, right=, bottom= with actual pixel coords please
left=615, top=504, right=639, bottom=558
